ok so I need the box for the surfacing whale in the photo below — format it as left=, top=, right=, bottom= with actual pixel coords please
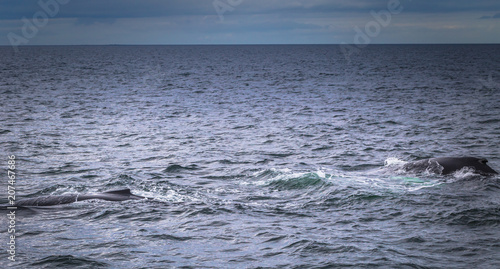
left=9, top=189, right=145, bottom=207
left=403, top=157, right=498, bottom=176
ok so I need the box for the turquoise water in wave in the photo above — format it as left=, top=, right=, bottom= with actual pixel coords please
left=1, top=45, right=500, bottom=268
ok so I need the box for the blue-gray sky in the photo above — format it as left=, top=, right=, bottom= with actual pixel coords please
left=1, top=0, right=499, bottom=45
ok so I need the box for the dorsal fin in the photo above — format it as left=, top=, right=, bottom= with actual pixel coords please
left=102, top=188, right=132, bottom=195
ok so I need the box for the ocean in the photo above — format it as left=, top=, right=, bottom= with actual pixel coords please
left=1, top=44, right=500, bottom=268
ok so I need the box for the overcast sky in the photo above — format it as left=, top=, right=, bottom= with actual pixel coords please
left=1, top=0, right=499, bottom=45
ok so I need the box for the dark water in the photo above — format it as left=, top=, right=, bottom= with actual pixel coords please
left=1, top=45, right=500, bottom=268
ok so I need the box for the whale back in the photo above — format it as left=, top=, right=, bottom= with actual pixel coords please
left=14, top=194, right=79, bottom=207
left=79, top=188, right=145, bottom=202
left=432, top=157, right=498, bottom=175
left=403, top=157, right=498, bottom=176
left=12, top=188, right=144, bottom=207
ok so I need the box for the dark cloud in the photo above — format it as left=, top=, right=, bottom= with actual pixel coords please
left=2, top=0, right=500, bottom=20
left=405, top=0, right=500, bottom=13
left=75, top=17, right=117, bottom=26
left=0, top=0, right=213, bottom=20
left=234, top=0, right=500, bottom=15
left=479, top=13, right=500, bottom=19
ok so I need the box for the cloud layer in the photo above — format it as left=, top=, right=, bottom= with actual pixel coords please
left=1, top=0, right=499, bottom=45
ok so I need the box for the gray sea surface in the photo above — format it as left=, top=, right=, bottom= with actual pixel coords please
left=1, top=44, right=500, bottom=268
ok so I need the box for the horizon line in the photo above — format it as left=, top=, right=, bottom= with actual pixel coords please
left=1, top=43, right=500, bottom=47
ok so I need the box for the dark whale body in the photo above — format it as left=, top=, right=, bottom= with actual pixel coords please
left=403, top=157, right=498, bottom=176
left=9, top=189, right=144, bottom=207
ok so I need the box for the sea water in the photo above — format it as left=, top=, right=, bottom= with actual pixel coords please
left=1, top=44, right=499, bottom=268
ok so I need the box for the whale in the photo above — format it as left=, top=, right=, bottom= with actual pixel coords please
left=4, top=188, right=145, bottom=208
left=403, top=157, right=498, bottom=176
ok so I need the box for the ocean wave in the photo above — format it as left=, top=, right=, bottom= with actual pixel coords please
left=30, top=255, right=108, bottom=268
left=243, top=168, right=331, bottom=190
